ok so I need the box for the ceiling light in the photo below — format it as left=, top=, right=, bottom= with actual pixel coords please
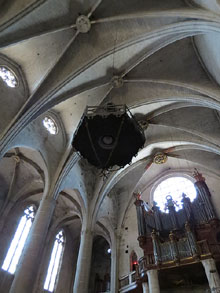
left=43, top=116, right=58, bottom=135
left=0, top=66, right=18, bottom=88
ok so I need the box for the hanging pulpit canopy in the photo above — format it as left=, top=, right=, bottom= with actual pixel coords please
left=72, top=103, right=146, bottom=169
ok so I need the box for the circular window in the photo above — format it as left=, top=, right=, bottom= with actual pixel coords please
left=43, top=116, right=58, bottom=135
left=153, top=176, right=197, bottom=212
left=0, top=66, right=18, bottom=88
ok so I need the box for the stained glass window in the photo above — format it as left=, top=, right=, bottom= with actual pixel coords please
left=43, top=116, right=58, bottom=135
left=44, top=230, right=65, bottom=292
left=2, top=205, right=35, bottom=274
left=153, top=177, right=197, bottom=212
left=0, top=66, right=18, bottom=88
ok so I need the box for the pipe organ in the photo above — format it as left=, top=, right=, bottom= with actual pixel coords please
left=135, top=171, right=220, bottom=280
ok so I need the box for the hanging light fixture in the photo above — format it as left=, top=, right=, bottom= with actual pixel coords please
left=72, top=103, right=146, bottom=169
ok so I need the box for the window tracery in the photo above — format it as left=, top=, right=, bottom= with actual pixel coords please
left=2, top=205, right=35, bottom=274
left=153, top=176, right=197, bottom=212
left=44, top=230, right=65, bottom=292
left=0, top=66, right=18, bottom=88
left=43, top=116, right=58, bottom=135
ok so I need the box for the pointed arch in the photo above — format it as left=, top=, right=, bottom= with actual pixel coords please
left=130, top=250, right=138, bottom=272
left=43, top=230, right=65, bottom=292
left=2, top=204, right=36, bottom=274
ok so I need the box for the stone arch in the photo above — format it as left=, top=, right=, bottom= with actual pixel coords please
left=89, top=235, right=111, bottom=293
left=130, top=250, right=138, bottom=272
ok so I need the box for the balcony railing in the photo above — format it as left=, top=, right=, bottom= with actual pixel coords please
left=119, top=271, right=138, bottom=292
left=139, top=241, right=220, bottom=275
left=197, top=240, right=210, bottom=256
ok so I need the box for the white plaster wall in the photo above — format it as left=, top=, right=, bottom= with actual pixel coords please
left=204, top=175, right=220, bottom=219
left=119, top=205, right=143, bottom=278
left=192, top=0, right=220, bottom=12
left=195, top=34, right=220, bottom=85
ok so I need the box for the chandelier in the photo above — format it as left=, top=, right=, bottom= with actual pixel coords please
left=72, top=104, right=146, bottom=169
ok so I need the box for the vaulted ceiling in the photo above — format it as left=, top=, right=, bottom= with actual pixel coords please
left=0, top=0, right=220, bottom=235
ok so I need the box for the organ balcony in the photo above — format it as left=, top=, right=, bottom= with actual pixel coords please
left=135, top=171, right=220, bottom=278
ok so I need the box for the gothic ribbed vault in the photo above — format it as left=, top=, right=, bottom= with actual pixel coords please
left=1, top=0, right=220, bottom=292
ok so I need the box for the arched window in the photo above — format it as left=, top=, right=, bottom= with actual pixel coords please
left=153, top=176, right=197, bottom=212
left=130, top=251, right=138, bottom=272
left=2, top=205, right=35, bottom=274
left=44, top=230, right=65, bottom=292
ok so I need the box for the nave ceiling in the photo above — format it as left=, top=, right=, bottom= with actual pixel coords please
left=0, top=0, right=220, bottom=238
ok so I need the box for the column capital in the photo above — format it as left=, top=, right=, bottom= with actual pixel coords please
left=81, top=228, right=94, bottom=236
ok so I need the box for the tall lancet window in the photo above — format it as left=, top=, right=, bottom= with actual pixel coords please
left=2, top=205, right=35, bottom=274
left=44, top=230, right=65, bottom=292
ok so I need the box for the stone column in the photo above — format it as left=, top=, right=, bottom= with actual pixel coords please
left=147, top=269, right=160, bottom=293
left=110, top=234, right=120, bottom=293
left=9, top=196, right=56, bottom=293
left=73, top=228, right=93, bottom=293
left=202, top=258, right=220, bottom=292
left=142, top=282, right=149, bottom=293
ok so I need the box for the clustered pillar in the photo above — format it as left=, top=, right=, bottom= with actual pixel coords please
left=147, top=269, right=160, bottom=293
left=202, top=258, right=220, bottom=292
left=73, top=227, right=93, bottom=293
left=9, top=196, right=56, bottom=293
left=110, top=234, right=119, bottom=293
